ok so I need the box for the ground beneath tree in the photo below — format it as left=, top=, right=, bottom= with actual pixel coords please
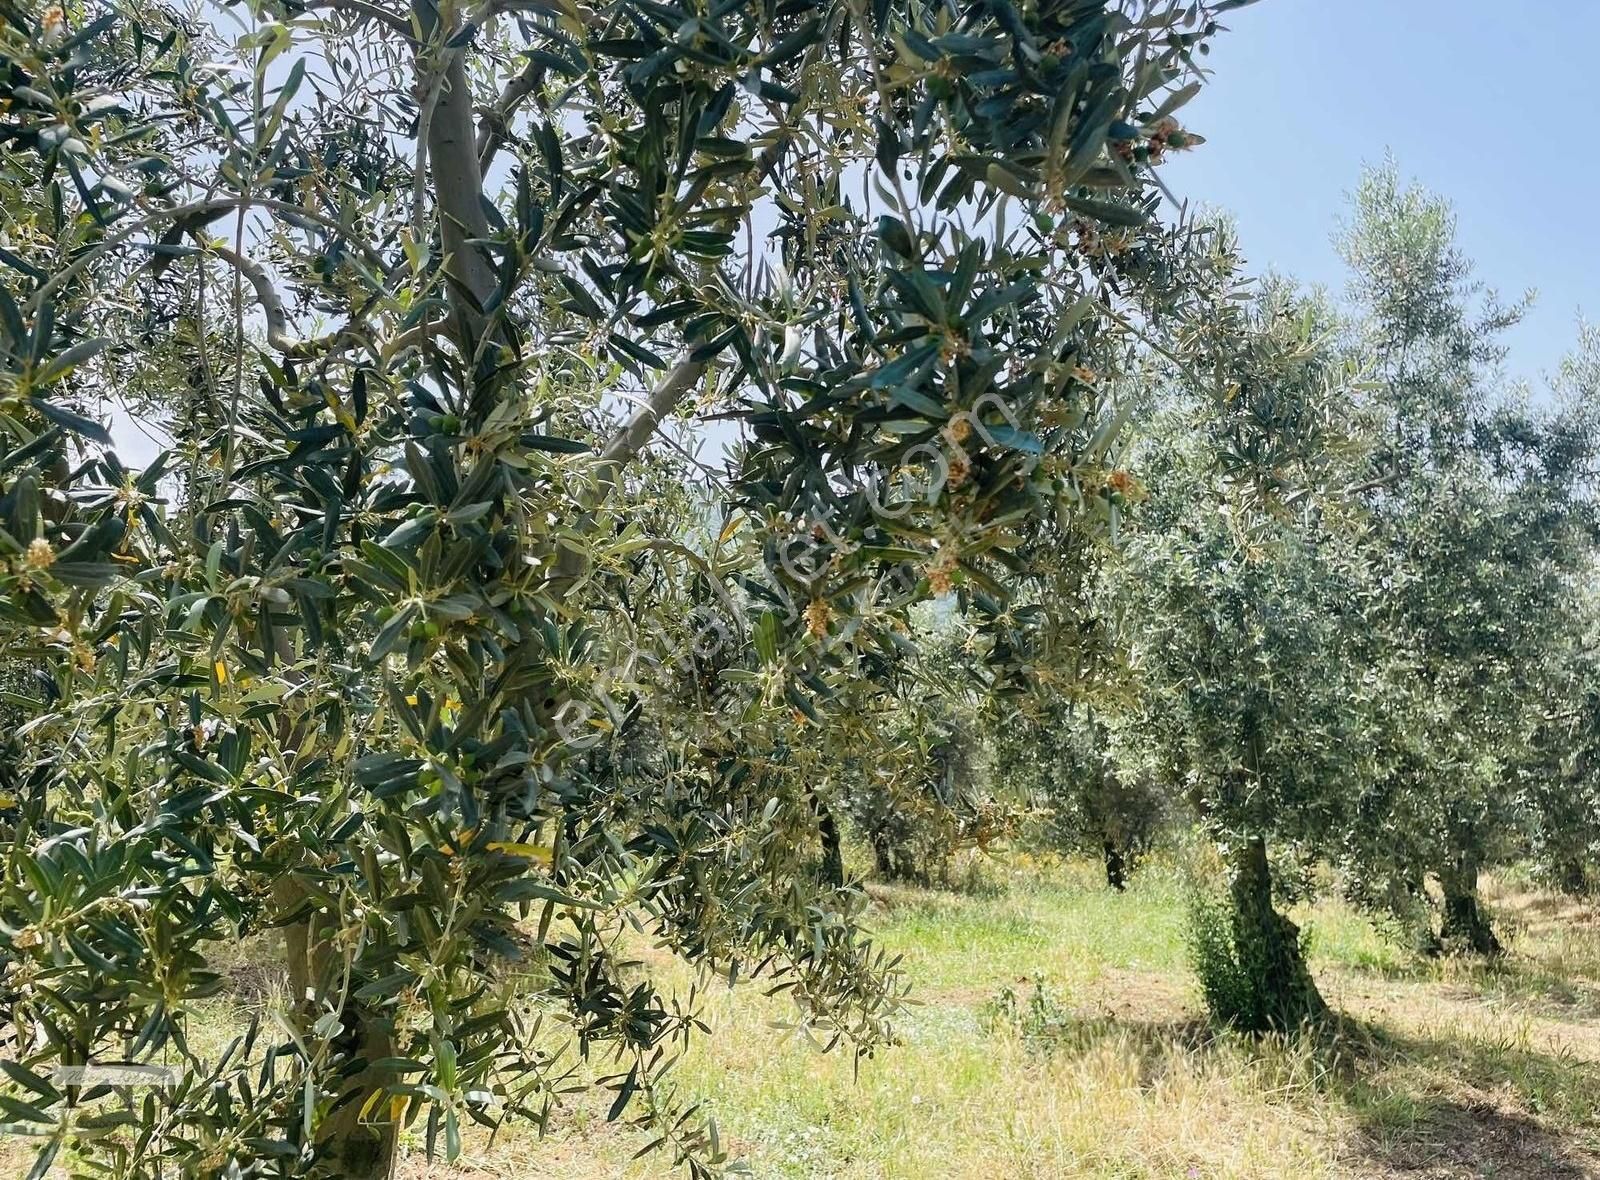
left=7, top=859, right=1598, bottom=1178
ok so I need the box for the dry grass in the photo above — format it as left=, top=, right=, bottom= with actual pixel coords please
left=7, top=858, right=1600, bottom=1178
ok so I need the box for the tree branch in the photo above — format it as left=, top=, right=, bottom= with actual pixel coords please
left=1347, top=468, right=1402, bottom=496
left=598, top=356, right=708, bottom=468
left=25, top=196, right=395, bottom=317
left=199, top=242, right=380, bottom=360
left=591, top=132, right=794, bottom=477
left=298, top=0, right=417, bottom=40
left=476, top=55, right=545, bottom=174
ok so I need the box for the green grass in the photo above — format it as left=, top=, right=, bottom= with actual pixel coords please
left=522, top=856, right=1599, bottom=1178
left=867, top=858, right=1191, bottom=994
left=7, top=856, right=1600, bottom=1178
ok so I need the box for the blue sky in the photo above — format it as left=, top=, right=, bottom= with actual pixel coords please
left=110, top=2, right=1593, bottom=463
left=1160, top=0, right=1599, bottom=386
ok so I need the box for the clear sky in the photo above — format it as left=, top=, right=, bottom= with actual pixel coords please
left=1160, top=0, right=1600, bottom=387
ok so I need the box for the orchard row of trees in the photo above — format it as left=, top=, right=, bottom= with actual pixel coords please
left=0, top=0, right=1589, bottom=1170
left=873, top=166, right=1600, bottom=1033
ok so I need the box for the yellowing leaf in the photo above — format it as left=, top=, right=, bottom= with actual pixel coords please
left=486, top=841, right=555, bottom=866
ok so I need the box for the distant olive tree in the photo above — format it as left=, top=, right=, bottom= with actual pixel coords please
left=995, top=696, right=1168, bottom=889
left=1117, top=238, right=1372, bottom=1032
left=1338, top=166, right=1600, bottom=956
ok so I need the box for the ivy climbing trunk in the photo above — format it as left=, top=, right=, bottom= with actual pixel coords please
left=1438, top=845, right=1502, bottom=956
left=1228, top=837, right=1327, bottom=1033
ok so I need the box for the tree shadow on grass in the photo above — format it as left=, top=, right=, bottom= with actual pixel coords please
left=1281, top=1015, right=1600, bottom=1178
left=1351, top=1095, right=1596, bottom=1179
left=985, top=994, right=1600, bottom=1177
left=1330, top=952, right=1600, bottom=1024
left=1342, top=1015, right=1600, bottom=1136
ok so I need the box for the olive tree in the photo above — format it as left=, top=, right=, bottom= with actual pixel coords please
left=996, top=698, right=1167, bottom=888
left=0, top=0, right=1249, bottom=1174
left=1115, top=233, right=1373, bottom=1032
left=1337, top=165, right=1600, bottom=955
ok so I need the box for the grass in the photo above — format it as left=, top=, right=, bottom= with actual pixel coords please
left=628, top=861, right=1600, bottom=1179
left=7, top=856, right=1600, bottom=1178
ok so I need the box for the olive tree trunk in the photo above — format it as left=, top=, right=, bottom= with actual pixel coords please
left=817, top=800, right=845, bottom=888
left=1103, top=839, right=1127, bottom=892
left=1438, top=852, right=1502, bottom=956
left=1397, top=873, right=1444, bottom=958
left=278, top=882, right=398, bottom=1179
left=1228, top=837, right=1327, bottom=1033
left=1557, top=858, right=1594, bottom=898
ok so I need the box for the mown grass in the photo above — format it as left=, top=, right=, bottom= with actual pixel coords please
left=7, top=856, right=1600, bottom=1178
left=401, top=855, right=1600, bottom=1177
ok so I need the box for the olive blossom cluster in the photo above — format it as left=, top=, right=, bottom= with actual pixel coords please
left=553, top=384, right=1042, bottom=748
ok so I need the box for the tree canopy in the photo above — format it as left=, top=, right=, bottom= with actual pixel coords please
left=0, top=0, right=1250, bottom=1174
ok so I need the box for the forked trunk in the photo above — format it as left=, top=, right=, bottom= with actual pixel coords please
left=1227, top=837, right=1327, bottom=1033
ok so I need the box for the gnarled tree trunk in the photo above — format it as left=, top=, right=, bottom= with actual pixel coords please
left=1397, top=873, right=1444, bottom=958
left=1438, top=850, right=1502, bottom=956
left=1103, top=838, right=1127, bottom=892
left=1228, top=837, right=1327, bottom=1033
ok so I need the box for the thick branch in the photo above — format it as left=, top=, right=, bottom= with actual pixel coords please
left=598, top=357, right=707, bottom=468
left=202, top=243, right=325, bottom=357
left=413, top=1, right=501, bottom=356
left=476, top=55, right=545, bottom=173
left=299, top=0, right=416, bottom=40
left=199, top=243, right=417, bottom=363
